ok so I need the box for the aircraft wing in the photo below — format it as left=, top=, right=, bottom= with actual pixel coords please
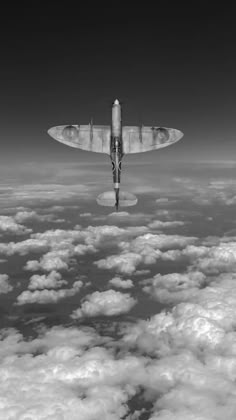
left=122, top=126, right=183, bottom=154
left=48, top=125, right=111, bottom=154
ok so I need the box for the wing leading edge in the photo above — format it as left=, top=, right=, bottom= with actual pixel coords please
left=122, top=126, right=183, bottom=154
left=48, top=125, right=111, bottom=154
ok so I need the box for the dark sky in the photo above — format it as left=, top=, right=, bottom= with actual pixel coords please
left=0, top=3, right=235, bottom=163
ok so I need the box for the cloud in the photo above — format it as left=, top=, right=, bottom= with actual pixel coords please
left=28, top=271, right=68, bottom=290
left=0, top=274, right=13, bottom=294
left=0, top=325, right=144, bottom=419
left=0, top=183, right=93, bottom=209
left=172, top=176, right=236, bottom=208
left=3, top=170, right=236, bottom=418
left=120, top=233, right=196, bottom=253
left=155, top=198, right=170, bottom=204
left=0, top=238, right=49, bottom=256
left=95, top=233, right=196, bottom=274
left=0, top=224, right=147, bottom=259
left=109, top=276, right=134, bottom=289
left=107, top=211, right=153, bottom=224
left=14, top=210, right=54, bottom=223
left=122, top=270, right=236, bottom=359
left=3, top=254, right=236, bottom=419
left=25, top=250, right=73, bottom=272
left=16, top=280, right=82, bottom=304
left=95, top=252, right=144, bottom=274
left=142, top=271, right=206, bottom=304
left=80, top=212, right=92, bottom=217
left=71, top=289, right=137, bottom=318
left=187, top=241, right=236, bottom=274
left=0, top=215, right=31, bottom=235
left=148, top=220, right=185, bottom=229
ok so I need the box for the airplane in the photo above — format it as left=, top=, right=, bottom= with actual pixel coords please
left=47, top=100, right=183, bottom=211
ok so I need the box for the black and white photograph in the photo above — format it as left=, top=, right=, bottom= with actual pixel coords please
left=0, top=3, right=235, bottom=419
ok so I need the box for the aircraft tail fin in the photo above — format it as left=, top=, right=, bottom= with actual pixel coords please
left=97, top=191, right=137, bottom=208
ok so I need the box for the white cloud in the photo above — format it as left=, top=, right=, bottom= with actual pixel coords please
left=95, top=252, right=143, bottom=274
left=71, top=289, right=137, bottom=318
left=155, top=198, right=170, bottom=204
left=122, top=270, right=236, bottom=358
left=80, top=212, right=92, bottom=217
left=133, top=269, right=151, bottom=276
left=0, top=274, right=13, bottom=294
left=0, top=226, right=148, bottom=274
left=95, top=233, right=196, bottom=274
left=148, top=220, right=185, bottom=229
left=14, top=210, right=54, bottom=223
left=16, top=280, right=82, bottom=304
left=0, top=183, right=92, bottom=209
left=2, top=177, right=236, bottom=418
left=142, top=271, right=206, bottom=304
left=0, top=215, right=31, bottom=235
left=120, top=233, right=196, bottom=252
left=0, top=325, right=144, bottom=420
left=25, top=250, right=72, bottom=272
left=0, top=238, right=49, bottom=256
left=28, top=271, right=68, bottom=290
left=191, top=242, right=236, bottom=274
left=109, top=276, right=134, bottom=289
left=3, top=257, right=236, bottom=420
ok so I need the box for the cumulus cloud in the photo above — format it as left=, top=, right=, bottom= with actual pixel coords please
left=14, top=210, right=54, bottom=223
left=95, top=233, right=196, bottom=274
left=122, top=270, right=236, bottom=359
left=95, top=252, right=144, bottom=274
left=0, top=274, right=13, bottom=294
left=0, top=238, right=49, bottom=256
left=2, top=292, right=236, bottom=420
left=4, top=191, right=236, bottom=419
left=28, top=270, right=68, bottom=290
left=71, top=289, right=137, bottom=318
left=17, top=225, right=146, bottom=274
left=0, top=215, right=31, bottom=235
left=16, top=280, right=82, bottom=304
left=25, top=250, right=73, bottom=272
left=190, top=241, right=236, bottom=274
left=0, top=208, right=67, bottom=238
left=0, top=183, right=92, bottom=209
left=3, top=257, right=236, bottom=419
left=105, top=211, right=153, bottom=224
left=142, top=271, right=206, bottom=304
left=120, top=233, right=196, bottom=252
left=0, top=226, right=149, bottom=281
left=148, top=220, right=185, bottom=229
left=79, top=212, right=92, bottom=217
left=0, top=325, right=144, bottom=420
left=172, top=176, right=236, bottom=208
left=155, top=198, right=170, bottom=204
left=109, top=276, right=134, bottom=289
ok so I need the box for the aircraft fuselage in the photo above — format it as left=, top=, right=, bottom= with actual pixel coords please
left=110, top=99, right=123, bottom=210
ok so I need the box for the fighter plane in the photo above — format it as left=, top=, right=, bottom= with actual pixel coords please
left=48, top=100, right=183, bottom=211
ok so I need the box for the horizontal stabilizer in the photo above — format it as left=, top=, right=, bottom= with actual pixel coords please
left=97, top=191, right=137, bottom=207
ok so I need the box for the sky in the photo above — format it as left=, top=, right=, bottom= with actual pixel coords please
left=1, top=4, right=236, bottom=420
left=0, top=3, right=235, bottom=163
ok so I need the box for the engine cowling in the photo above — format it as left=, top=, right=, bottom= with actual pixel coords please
left=62, top=125, right=78, bottom=141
